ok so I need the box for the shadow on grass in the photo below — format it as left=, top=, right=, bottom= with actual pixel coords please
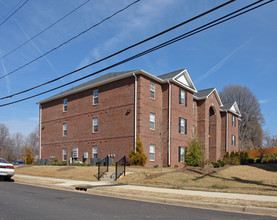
left=248, top=163, right=277, bottom=172
left=193, top=173, right=277, bottom=189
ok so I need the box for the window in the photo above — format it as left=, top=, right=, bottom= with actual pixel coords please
left=150, top=82, right=155, bottom=99
left=93, top=89, right=98, bottom=105
left=179, top=118, right=187, bottom=134
left=179, top=89, right=184, bottom=105
left=232, top=135, right=236, bottom=146
left=63, top=123, right=67, bottom=136
left=150, top=113, right=155, bottom=130
left=179, top=147, right=185, bottom=162
left=149, top=145, right=155, bottom=161
left=93, top=117, right=98, bottom=133
left=192, top=102, right=195, bottom=114
left=62, top=149, right=67, bottom=161
left=92, top=146, right=98, bottom=158
left=63, top=99, right=67, bottom=112
left=232, top=115, right=236, bottom=127
left=179, top=118, right=184, bottom=133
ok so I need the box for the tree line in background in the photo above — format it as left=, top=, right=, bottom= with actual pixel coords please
left=0, top=123, right=39, bottom=162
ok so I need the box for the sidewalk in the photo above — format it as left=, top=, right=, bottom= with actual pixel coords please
left=14, top=174, right=277, bottom=216
left=15, top=174, right=277, bottom=202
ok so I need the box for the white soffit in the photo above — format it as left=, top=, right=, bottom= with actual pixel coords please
left=173, top=69, right=197, bottom=92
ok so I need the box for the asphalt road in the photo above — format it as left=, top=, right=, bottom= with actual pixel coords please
left=0, top=181, right=275, bottom=220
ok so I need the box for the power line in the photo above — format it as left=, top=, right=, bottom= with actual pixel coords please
left=0, top=0, right=91, bottom=61
left=0, top=0, right=141, bottom=80
left=0, top=0, right=30, bottom=27
left=0, top=0, right=235, bottom=100
left=0, top=0, right=273, bottom=108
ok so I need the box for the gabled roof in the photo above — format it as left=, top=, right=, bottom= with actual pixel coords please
left=193, top=88, right=223, bottom=107
left=158, top=69, right=197, bottom=93
left=38, top=68, right=198, bottom=104
left=220, top=101, right=241, bottom=117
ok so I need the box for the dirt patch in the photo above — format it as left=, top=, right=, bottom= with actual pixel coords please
left=57, top=166, right=76, bottom=172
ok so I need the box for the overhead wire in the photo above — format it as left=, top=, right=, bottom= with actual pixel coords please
left=0, top=0, right=273, bottom=107
left=0, top=0, right=235, bottom=100
left=0, top=0, right=30, bottom=27
left=0, top=0, right=141, bottom=80
left=0, top=0, right=91, bottom=61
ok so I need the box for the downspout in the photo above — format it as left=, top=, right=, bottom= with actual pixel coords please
left=39, top=104, right=42, bottom=159
left=226, top=112, right=228, bottom=153
left=133, top=73, right=137, bottom=153
left=168, top=81, right=171, bottom=166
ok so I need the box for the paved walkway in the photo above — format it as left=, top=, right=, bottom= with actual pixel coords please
left=15, top=174, right=277, bottom=202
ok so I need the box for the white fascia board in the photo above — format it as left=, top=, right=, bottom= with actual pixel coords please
left=173, top=69, right=197, bottom=92
left=171, top=79, right=197, bottom=93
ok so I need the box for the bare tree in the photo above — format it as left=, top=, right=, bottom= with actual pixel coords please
left=219, top=85, right=264, bottom=150
left=0, top=123, right=10, bottom=158
left=25, top=125, right=39, bottom=158
left=264, top=130, right=277, bottom=148
left=12, top=132, right=26, bottom=160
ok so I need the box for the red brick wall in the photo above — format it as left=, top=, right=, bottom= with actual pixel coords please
left=196, top=91, right=222, bottom=161
left=169, top=83, right=195, bottom=167
left=137, top=74, right=164, bottom=167
left=41, top=77, right=135, bottom=162
left=227, top=113, right=239, bottom=153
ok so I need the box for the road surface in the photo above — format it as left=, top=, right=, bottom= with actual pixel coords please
left=0, top=180, right=275, bottom=220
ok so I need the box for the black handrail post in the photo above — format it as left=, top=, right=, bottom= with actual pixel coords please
left=115, top=161, right=118, bottom=180
left=107, top=155, right=109, bottom=172
left=124, top=155, right=126, bottom=176
left=97, top=162, right=100, bottom=180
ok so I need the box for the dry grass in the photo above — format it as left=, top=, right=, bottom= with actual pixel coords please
left=15, top=164, right=277, bottom=196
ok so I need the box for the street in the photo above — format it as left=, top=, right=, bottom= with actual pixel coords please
left=0, top=181, right=275, bottom=220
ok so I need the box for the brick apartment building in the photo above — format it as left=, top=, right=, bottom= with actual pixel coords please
left=38, top=69, right=240, bottom=167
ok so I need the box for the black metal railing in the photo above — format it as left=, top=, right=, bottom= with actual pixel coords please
left=115, top=155, right=126, bottom=180
left=97, top=156, right=109, bottom=180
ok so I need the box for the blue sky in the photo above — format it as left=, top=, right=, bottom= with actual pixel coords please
left=0, top=0, right=276, bottom=137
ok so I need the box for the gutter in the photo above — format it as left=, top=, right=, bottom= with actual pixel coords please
left=39, top=104, right=42, bottom=159
left=226, top=112, right=228, bottom=153
left=168, top=81, right=171, bottom=166
left=133, top=73, right=137, bottom=153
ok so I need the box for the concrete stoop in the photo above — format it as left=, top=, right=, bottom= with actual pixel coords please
left=101, top=172, right=115, bottom=181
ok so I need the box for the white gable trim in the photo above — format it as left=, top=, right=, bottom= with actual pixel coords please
left=172, top=69, right=197, bottom=93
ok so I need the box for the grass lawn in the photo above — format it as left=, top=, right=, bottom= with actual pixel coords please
left=15, top=163, right=277, bottom=196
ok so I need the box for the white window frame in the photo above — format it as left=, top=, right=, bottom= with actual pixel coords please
left=232, top=115, right=236, bottom=127
left=150, top=113, right=155, bottom=130
left=63, top=123, right=67, bottom=136
left=93, top=89, right=98, bottom=105
left=192, top=126, right=195, bottom=138
left=63, top=99, right=67, bottom=112
left=93, top=117, right=98, bottom=133
left=149, top=145, right=155, bottom=161
left=179, top=146, right=185, bottom=162
left=62, top=149, right=67, bottom=161
left=179, top=89, right=184, bottom=105
left=92, top=146, right=98, bottom=159
left=150, top=82, right=155, bottom=99
left=179, top=117, right=184, bottom=134
left=232, top=135, right=236, bottom=146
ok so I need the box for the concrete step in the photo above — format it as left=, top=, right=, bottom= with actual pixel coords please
left=101, top=172, right=115, bottom=181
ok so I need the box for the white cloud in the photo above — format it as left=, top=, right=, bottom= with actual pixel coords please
left=259, top=99, right=269, bottom=104
left=77, top=0, right=178, bottom=69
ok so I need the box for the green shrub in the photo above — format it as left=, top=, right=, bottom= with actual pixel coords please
left=240, top=152, right=250, bottom=165
left=186, top=138, right=204, bottom=167
left=129, top=133, right=147, bottom=166
left=174, top=165, right=178, bottom=168
left=153, top=165, right=159, bottom=168
left=211, top=159, right=226, bottom=168
left=223, top=152, right=230, bottom=164
left=230, top=152, right=240, bottom=165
